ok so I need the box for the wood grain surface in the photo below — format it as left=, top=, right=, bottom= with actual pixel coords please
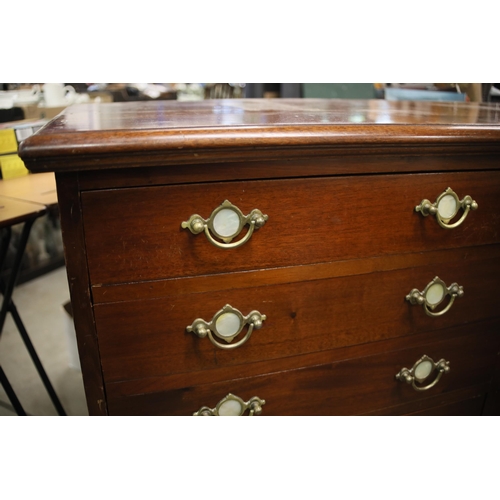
left=105, top=325, right=500, bottom=415
left=81, top=171, right=500, bottom=286
left=94, top=253, right=500, bottom=383
left=20, top=99, right=500, bottom=415
left=19, top=100, right=500, bottom=172
left=91, top=244, right=500, bottom=304
left=77, top=155, right=500, bottom=191
left=54, top=172, right=107, bottom=415
left=404, top=394, right=485, bottom=416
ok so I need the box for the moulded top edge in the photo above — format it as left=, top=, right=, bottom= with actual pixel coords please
left=18, top=99, right=500, bottom=172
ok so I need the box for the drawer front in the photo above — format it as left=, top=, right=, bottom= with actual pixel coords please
left=105, top=326, right=499, bottom=415
left=95, top=253, right=500, bottom=382
left=82, top=171, right=500, bottom=286
left=405, top=395, right=485, bottom=416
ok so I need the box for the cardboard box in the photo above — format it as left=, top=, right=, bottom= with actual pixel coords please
left=34, top=105, right=68, bottom=120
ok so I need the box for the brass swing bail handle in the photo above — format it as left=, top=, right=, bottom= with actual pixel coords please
left=187, top=305, right=266, bottom=350
left=406, top=276, right=464, bottom=317
left=182, top=200, right=268, bottom=249
left=193, top=394, right=266, bottom=416
left=396, top=356, right=450, bottom=392
left=415, top=187, right=477, bottom=229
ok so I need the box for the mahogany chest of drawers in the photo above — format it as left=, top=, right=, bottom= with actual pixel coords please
left=20, top=99, right=500, bottom=416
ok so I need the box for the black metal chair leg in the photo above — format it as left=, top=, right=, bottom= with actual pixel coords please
left=0, top=365, right=26, bottom=415
left=8, top=300, right=66, bottom=416
left=0, top=227, right=12, bottom=275
left=0, top=218, right=66, bottom=416
left=0, top=219, right=35, bottom=337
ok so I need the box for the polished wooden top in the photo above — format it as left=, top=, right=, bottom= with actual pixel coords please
left=23, top=99, right=500, bottom=130
left=19, top=99, right=500, bottom=172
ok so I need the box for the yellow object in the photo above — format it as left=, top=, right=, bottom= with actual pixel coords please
left=0, top=154, right=29, bottom=179
left=0, top=129, right=18, bottom=155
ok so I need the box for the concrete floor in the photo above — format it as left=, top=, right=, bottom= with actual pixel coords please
left=0, top=266, right=88, bottom=416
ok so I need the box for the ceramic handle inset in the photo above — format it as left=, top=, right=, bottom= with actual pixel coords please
left=406, top=276, right=464, bottom=317
left=396, top=355, right=450, bottom=391
left=193, top=393, right=266, bottom=416
left=415, top=187, right=477, bottom=229
left=182, top=200, right=268, bottom=249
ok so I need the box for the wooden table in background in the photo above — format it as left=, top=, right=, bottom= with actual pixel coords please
left=0, top=172, right=57, bottom=208
left=0, top=177, right=65, bottom=416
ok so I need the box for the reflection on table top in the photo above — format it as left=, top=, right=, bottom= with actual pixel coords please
left=26, top=99, right=500, bottom=132
left=19, top=100, right=500, bottom=173
left=0, top=173, right=57, bottom=208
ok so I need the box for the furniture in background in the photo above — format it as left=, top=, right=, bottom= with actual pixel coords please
left=244, top=84, right=487, bottom=102
left=244, top=83, right=302, bottom=98
left=204, top=83, right=244, bottom=99
left=0, top=118, right=66, bottom=413
left=384, top=88, right=466, bottom=101
left=0, top=118, right=64, bottom=284
left=245, top=83, right=377, bottom=99
left=302, top=83, right=377, bottom=99
left=0, top=184, right=65, bottom=416
left=19, top=99, right=500, bottom=416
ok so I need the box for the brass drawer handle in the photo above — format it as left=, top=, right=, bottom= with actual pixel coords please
left=181, top=200, right=268, bottom=249
left=406, top=276, right=464, bottom=317
left=193, top=393, right=266, bottom=416
left=415, top=187, right=477, bottom=229
left=396, top=355, right=450, bottom=391
left=186, top=304, right=266, bottom=350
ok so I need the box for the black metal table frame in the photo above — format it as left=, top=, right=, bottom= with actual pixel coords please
left=0, top=212, right=66, bottom=416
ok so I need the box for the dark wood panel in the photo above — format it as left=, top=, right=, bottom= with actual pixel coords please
left=364, top=385, right=487, bottom=415
left=92, top=244, right=500, bottom=304
left=78, top=155, right=500, bottom=191
left=105, top=327, right=500, bottom=415
left=482, top=392, right=500, bottom=415
left=405, top=395, right=485, bottom=415
left=82, top=171, right=500, bottom=286
left=482, top=351, right=500, bottom=415
left=94, top=256, right=500, bottom=382
left=107, top=318, right=500, bottom=396
left=55, top=172, right=107, bottom=415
